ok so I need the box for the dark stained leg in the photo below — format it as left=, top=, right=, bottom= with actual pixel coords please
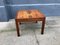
left=15, top=19, right=20, bottom=37
left=41, top=17, right=45, bottom=34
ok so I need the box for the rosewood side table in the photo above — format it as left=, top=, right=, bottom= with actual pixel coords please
left=15, top=9, right=46, bottom=37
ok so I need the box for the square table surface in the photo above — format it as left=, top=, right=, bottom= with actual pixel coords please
left=16, top=9, right=45, bottom=19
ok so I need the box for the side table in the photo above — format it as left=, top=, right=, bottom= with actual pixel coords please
left=15, top=9, right=46, bottom=37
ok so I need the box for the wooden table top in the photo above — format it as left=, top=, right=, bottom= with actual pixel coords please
left=16, top=9, right=45, bottom=19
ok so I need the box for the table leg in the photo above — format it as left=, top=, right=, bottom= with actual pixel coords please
left=15, top=20, right=20, bottom=36
left=41, top=18, right=45, bottom=34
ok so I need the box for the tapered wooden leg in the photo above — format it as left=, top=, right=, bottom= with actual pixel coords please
left=15, top=19, right=20, bottom=37
left=41, top=18, right=45, bottom=34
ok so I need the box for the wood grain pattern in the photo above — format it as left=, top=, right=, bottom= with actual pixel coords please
left=16, top=9, right=45, bottom=19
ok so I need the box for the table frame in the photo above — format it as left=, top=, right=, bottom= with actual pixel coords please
left=15, top=17, right=46, bottom=37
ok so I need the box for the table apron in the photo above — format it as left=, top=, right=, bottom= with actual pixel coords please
left=15, top=18, right=45, bottom=22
